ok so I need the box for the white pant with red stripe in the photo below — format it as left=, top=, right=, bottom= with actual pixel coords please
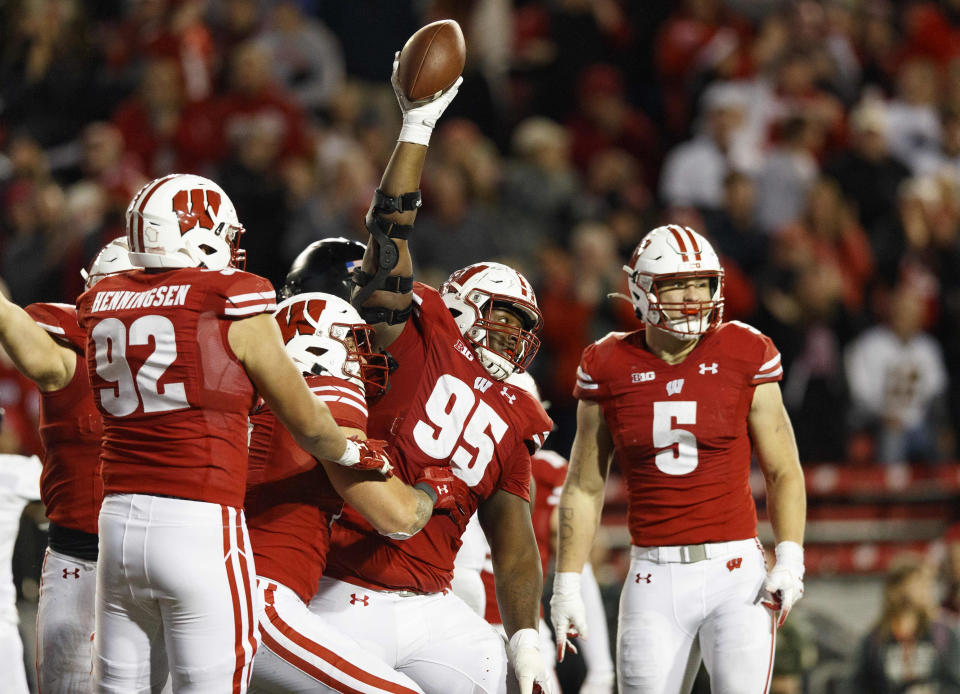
left=250, top=579, right=425, bottom=693
left=36, top=548, right=97, bottom=693
left=617, top=538, right=776, bottom=694
left=308, top=577, right=508, bottom=694
left=95, top=494, right=260, bottom=693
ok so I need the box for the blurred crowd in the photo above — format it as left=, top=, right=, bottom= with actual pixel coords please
left=2, top=0, right=960, bottom=462
left=5, top=1, right=960, bottom=692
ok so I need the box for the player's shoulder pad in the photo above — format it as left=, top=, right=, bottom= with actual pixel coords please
left=206, top=269, right=277, bottom=318
left=503, top=384, right=553, bottom=453
left=717, top=320, right=782, bottom=383
left=25, top=302, right=84, bottom=347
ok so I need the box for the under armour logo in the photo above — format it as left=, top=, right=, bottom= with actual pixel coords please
left=500, top=387, right=516, bottom=404
left=698, top=362, right=718, bottom=375
left=62, top=568, right=80, bottom=579
left=666, top=378, right=684, bottom=396
left=635, top=573, right=652, bottom=584
left=437, top=484, right=449, bottom=494
left=349, top=593, right=369, bottom=606
left=726, top=557, right=742, bottom=572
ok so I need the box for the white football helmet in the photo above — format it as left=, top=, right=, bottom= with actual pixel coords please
left=440, top=262, right=542, bottom=381
left=274, top=292, right=390, bottom=396
left=622, top=224, right=724, bottom=338
left=81, top=237, right=139, bottom=289
left=126, top=173, right=245, bottom=270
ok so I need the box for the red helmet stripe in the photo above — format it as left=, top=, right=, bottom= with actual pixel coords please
left=669, top=226, right=689, bottom=262
left=131, top=174, right=179, bottom=253
left=683, top=227, right=702, bottom=261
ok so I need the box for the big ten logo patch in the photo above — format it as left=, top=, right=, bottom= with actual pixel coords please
left=632, top=371, right=655, bottom=384
left=726, top=557, right=742, bottom=572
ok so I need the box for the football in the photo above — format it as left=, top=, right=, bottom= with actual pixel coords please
left=396, top=20, right=466, bottom=103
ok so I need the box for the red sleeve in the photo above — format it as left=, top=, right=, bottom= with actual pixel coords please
left=304, top=374, right=367, bottom=431
left=24, top=303, right=84, bottom=350
left=498, top=442, right=532, bottom=502
left=573, top=338, right=611, bottom=401
left=516, top=390, right=553, bottom=453
left=733, top=322, right=782, bottom=385
left=214, top=270, right=277, bottom=319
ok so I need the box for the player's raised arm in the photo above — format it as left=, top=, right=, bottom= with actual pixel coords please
left=749, top=380, right=807, bottom=627
left=551, top=399, right=615, bottom=660
left=351, top=49, right=462, bottom=349
left=0, top=292, right=76, bottom=392
left=228, top=314, right=385, bottom=472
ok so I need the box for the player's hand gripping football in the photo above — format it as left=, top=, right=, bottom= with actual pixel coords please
left=509, top=628, right=553, bottom=694
left=392, top=53, right=462, bottom=146
left=759, top=541, right=805, bottom=629
left=334, top=436, right=394, bottom=477
left=414, top=466, right=470, bottom=518
left=550, top=572, right=588, bottom=662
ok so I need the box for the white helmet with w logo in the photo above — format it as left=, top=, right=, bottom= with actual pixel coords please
left=440, top=262, right=542, bottom=380
left=126, top=173, right=245, bottom=270
left=623, top=224, right=724, bottom=337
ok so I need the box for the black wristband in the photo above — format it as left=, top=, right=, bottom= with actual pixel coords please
left=352, top=271, right=413, bottom=294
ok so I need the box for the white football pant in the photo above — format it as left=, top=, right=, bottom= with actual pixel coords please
left=95, top=494, right=260, bottom=693
left=36, top=548, right=97, bottom=693
left=250, top=578, right=425, bottom=693
left=309, top=577, right=507, bottom=694
left=617, top=538, right=776, bottom=694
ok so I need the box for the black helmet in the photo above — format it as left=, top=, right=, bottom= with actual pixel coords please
left=280, top=238, right=366, bottom=301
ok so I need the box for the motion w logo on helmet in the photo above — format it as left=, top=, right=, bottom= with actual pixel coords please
left=172, top=189, right=221, bottom=235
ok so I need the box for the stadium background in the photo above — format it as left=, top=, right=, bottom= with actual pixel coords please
left=3, top=0, right=960, bottom=691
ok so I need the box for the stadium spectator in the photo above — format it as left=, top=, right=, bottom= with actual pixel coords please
left=660, top=81, right=760, bottom=211
left=852, top=554, right=960, bottom=694
left=885, top=57, right=943, bottom=173
left=753, top=115, right=821, bottom=236
left=845, top=282, right=951, bottom=464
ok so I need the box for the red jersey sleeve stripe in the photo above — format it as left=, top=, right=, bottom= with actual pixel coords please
left=35, top=321, right=66, bottom=335
left=224, top=303, right=277, bottom=316
left=228, top=291, right=277, bottom=303
left=315, top=393, right=368, bottom=418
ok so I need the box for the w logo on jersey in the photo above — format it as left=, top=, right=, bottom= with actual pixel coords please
left=474, top=377, right=493, bottom=393
left=666, top=378, right=684, bottom=396
left=698, top=362, right=718, bottom=375
left=726, top=557, right=743, bottom=572
left=172, top=189, right=221, bottom=235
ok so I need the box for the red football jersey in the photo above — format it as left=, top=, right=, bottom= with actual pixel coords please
left=76, top=267, right=276, bottom=507
left=245, top=374, right=367, bottom=604
left=574, top=321, right=783, bottom=546
left=23, top=303, right=104, bottom=534
left=326, top=283, right=553, bottom=594
left=482, top=448, right=568, bottom=624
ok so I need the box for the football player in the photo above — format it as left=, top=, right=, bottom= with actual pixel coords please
left=551, top=225, right=807, bottom=694
left=0, top=237, right=136, bottom=693
left=279, top=237, right=366, bottom=301
left=76, top=174, right=393, bottom=693
left=309, top=58, right=554, bottom=694
left=247, top=289, right=466, bottom=694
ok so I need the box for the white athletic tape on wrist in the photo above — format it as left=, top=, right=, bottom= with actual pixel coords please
left=333, top=438, right=360, bottom=466
left=774, top=541, right=805, bottom=576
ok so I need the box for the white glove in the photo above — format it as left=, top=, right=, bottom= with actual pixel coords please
left=391, top=52, right=462, bottom=146
left=760, top=541, right=804, bottom=629
left=508, top=628, right=552, bottom=694
left=579, top=671, right=615, bottom=694
left=550, top=571, right=588, bottom=662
